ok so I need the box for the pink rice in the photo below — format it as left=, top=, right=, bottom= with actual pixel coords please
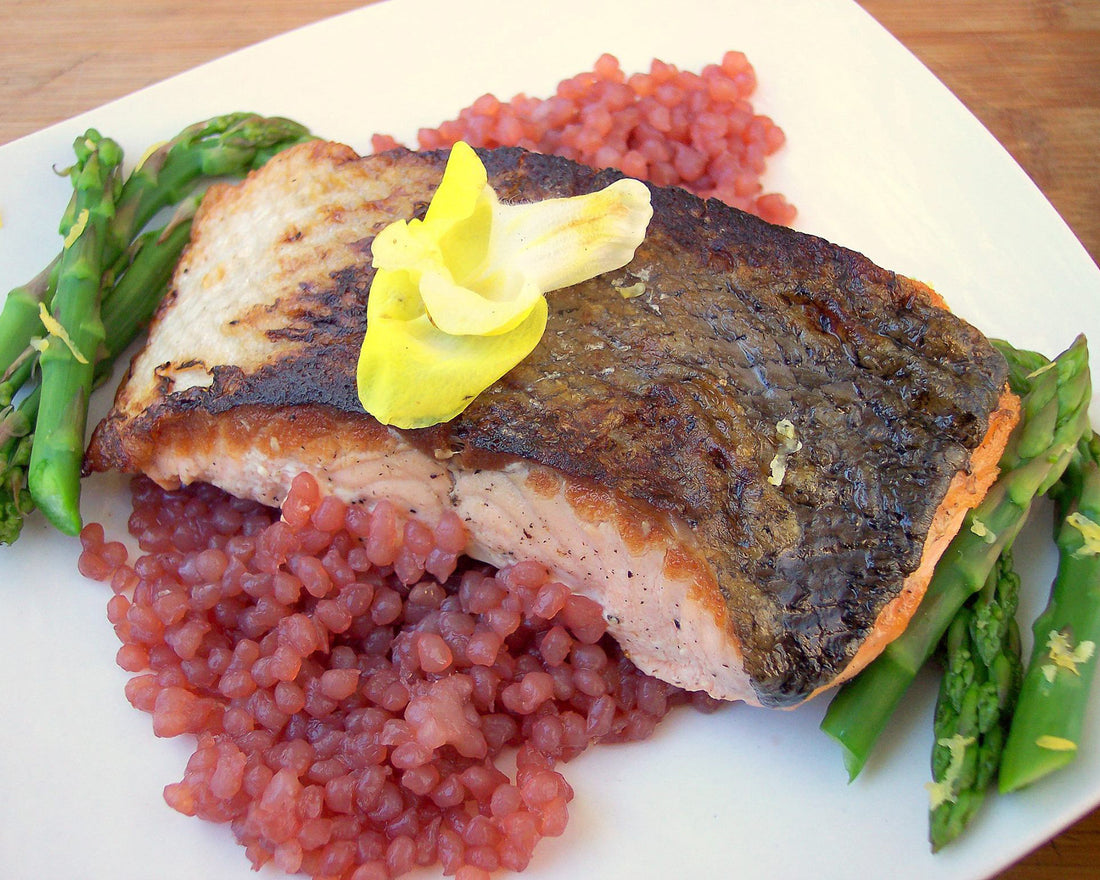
left=372, top=52, right=796, bottom=226
left=79, top=473, right=720, bottom=880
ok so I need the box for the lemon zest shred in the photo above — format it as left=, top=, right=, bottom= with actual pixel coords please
left=1066, top=511, right=1100, bottom=558
left=37, top=302, right=88, bottom=364
left=926, top=734, right=975, bottom=808
left=62, top=209, right=89, bottom=250
left=1046, top=629, right=1095, bottom=677
left=767, top=418, right=803, bottom=487
left=134, top=140, right=167, bottom=174
left=1035, top=735, right=1077, bottom=752
left=970, top=518, right=996, bottom=543
left=1025, top=361, right=1057, bottom=380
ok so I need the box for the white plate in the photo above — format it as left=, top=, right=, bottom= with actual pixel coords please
left=1, top=1, right=1098, bottom=879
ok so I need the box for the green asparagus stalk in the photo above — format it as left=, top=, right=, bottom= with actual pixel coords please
left=0, top=259, right=59, bottom=380
left=26, top=130, right=124, bottom=535
left=820, top=336, right=1092, bottom=780
left=98, top=208, right=196, bottom=365
left=0, top=401, right=35, bottom=545
left=0, top=214, right=194, bottom=543
left=927, top=549, right=1023, bottom=850
left=999, top=435, right=1100, bottom=792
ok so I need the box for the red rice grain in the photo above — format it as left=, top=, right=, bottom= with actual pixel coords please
left=371, top=52, right=796, bottom=226
left=78, top=475, right=722, bottom=880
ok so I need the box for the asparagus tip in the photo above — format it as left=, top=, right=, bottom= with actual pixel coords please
left=27, top=448, right=83, bottom=536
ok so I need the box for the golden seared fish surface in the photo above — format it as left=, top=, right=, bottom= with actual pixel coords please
left=87, top=141, right=1018, bottom=707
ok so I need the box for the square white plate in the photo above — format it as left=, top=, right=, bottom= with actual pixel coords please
left=1, top=1, right=1097, bottom=878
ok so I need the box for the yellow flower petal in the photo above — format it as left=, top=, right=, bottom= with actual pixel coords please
left=423, top=141, right=493, bottom=281
left=486, top=177, right=653, bottom=293
left=366, top=268, right=428, bottom=323
left=424, top=141, right=488, bottom=227
left=358, top=270, right=547, bottom=429
left=371, top=220, right=444, bottom=275
left=419, top=268, right=543, bottom=337
left=357, top=141, right=652, bottom=428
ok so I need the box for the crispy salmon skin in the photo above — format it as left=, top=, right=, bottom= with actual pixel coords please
left=87, top=141, right=1018, bottom=707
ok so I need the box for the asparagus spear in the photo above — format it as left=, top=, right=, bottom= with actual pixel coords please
left=0, top=213, right=195, bottom=542
left=105, top=112, right=313, bottom=273
left=927, top=549, right=1023, bottom=850
left=1, top=221, right=188, bottom=544
left=999, top=435, right=1100, bottom=792
left=820, top=336, right=1092, bottom=780
left=0, top=390, right=36, bottom=545
left=0, top=113, right=315, bottom=544
left=26, top=130, right=124, bottom=535
left=993, top=341, right=1050, bottom=400
left=0, top=259, right=59, bottom=381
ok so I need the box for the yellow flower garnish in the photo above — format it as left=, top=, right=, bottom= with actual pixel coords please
left=356, top=141, right=652, bottom=429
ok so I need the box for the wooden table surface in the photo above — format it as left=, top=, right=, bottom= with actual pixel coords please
left=1, top=2, right=1097, bottom=878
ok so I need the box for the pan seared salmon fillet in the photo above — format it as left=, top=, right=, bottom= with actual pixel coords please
left=86, top=141, right=1019, bottom=707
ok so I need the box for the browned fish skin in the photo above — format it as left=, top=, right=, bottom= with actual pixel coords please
left=88, top=145, right=1010, bottom=707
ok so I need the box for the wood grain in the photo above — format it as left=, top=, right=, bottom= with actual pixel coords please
left=859, top=0, right=1100, bottom=270
left=1, top=2, right=1098, bottom=878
